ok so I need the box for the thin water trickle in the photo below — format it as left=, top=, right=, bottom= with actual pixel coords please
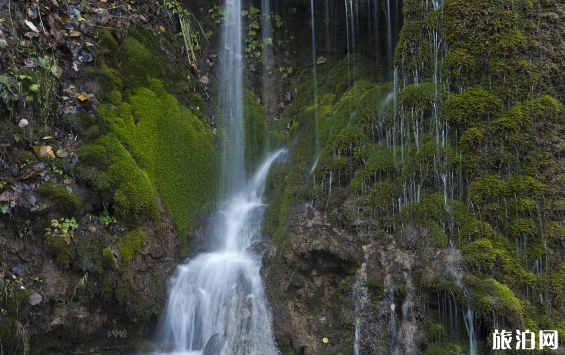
left=353, top=248, right=369, bottom=355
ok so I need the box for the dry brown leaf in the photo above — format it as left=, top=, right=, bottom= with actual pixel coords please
left=51, top=65, right=63, bottom=79
left=56, top=149, right=69, bottom=158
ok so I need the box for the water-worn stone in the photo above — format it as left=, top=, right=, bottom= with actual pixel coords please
left=202, top=333, right=225, bottom=355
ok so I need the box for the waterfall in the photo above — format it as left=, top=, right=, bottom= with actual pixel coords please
left=155, top=150, right=284, bottom=355
left=218, top=0, right=245, bottom=194
left=154, top=0, right=282, bottom=353
left=463, top=306, right=477, bottom=355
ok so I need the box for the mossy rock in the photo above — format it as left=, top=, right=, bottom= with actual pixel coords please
left=44, top=233, right=74, bottom=269
left=443, top=87, right=503, bottom=127
left=37, top=181, right=81, bottom=213
left=243, top=90, right=266, bottom=173
left=117, top=227, right=147, bottom=271
left=466, top=277, right=524, bottom=327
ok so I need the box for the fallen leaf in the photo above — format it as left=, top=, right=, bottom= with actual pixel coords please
left=68, top=30, right=81, bottom=37
left=33, top=145, right=55, bottom=158
left=139, top=14, right=148, bottom=23
left=199, top=75, right=209, bottom=84
left=51, top=65, right=63, bottom=79
left=24, top=32, right=40, bottom=38
left=29, top=292, right=42, bottom=306
left=56, top=149, right=69, bottom=158
left=25, top=20, right=39, bottom=33
left=77, top=93, right=89, bottom=102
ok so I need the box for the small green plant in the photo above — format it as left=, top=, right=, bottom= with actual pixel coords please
left=47, top=217, right=79, bottom=244
left=99, top=210, right=117, bottom=226
left=317, top=56, right=328, bottom=65
left=165, top=1, right=209, bottom=66
left=18, top=220, right=33, bottom=239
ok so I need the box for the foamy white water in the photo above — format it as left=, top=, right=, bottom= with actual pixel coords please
left=155, top=150, right=285, bottom=355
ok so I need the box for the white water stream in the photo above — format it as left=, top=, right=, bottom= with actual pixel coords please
left=154, top=0, right=282, bottom=353
left=155, top=150, right=284, bottom=355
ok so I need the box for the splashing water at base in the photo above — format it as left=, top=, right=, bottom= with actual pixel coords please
left=155, top=150, right=285, bottom=355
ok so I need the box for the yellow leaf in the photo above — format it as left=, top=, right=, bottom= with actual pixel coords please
left=323, top=338, right=329, bottom=344
left=33, top=145, right=55, bottom=158
left=77, top=94, right=89, bottom=102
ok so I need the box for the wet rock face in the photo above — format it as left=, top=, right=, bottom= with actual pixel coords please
left=0, top=196, right=180, bottom=354
left=263, top=203, right=363, bottom=355
left=202, top=333, right=226, bottom=355
left=263, top=199, right=469, bottom=355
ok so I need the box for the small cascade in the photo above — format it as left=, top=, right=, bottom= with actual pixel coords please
left=155, top=150, right=285, bottom=355
left=463, top=289, right=477, bottom=355
left=353, top=247, right=370, bottom=355
left=310, top=153, right=322, bottom=176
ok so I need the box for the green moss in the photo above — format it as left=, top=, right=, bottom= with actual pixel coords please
left=399, top=82, right=443, bottom=121
left=443, top=87, right=503, bottom=126
left=12, top=148, right=35, bottom=163
left=116, top=228, right=147, bottom=270
left=37, top=181, right=81, bottom=213
left=424, top=323, right=446, bottom=343
left=350, top=148, right=397, bottom=191
left=108, top=79, right=217, bottom=233
left=44, top=233, right=74, bottom=268
left=76, top=143, right=111, bottom=169
left=120, top=36, right=157, bottom=89
left=243, top=90, right=266, bottom=172
left=0, top=288, right=29, bottom=343
left=466, top=277, right=524, bottom=327
left=94, top=135, right=159, bottom=222
left=95, top=28, right=120, bottom=64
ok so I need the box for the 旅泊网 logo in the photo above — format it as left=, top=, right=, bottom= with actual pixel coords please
left=492, top=330, right=558, bottom=350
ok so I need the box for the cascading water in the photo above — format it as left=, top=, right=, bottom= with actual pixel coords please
left=154, top=0, right=282, bottom=354
left=219, top=0, right=245, bottom=194
left=156, top=150, right=284, bottom=355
